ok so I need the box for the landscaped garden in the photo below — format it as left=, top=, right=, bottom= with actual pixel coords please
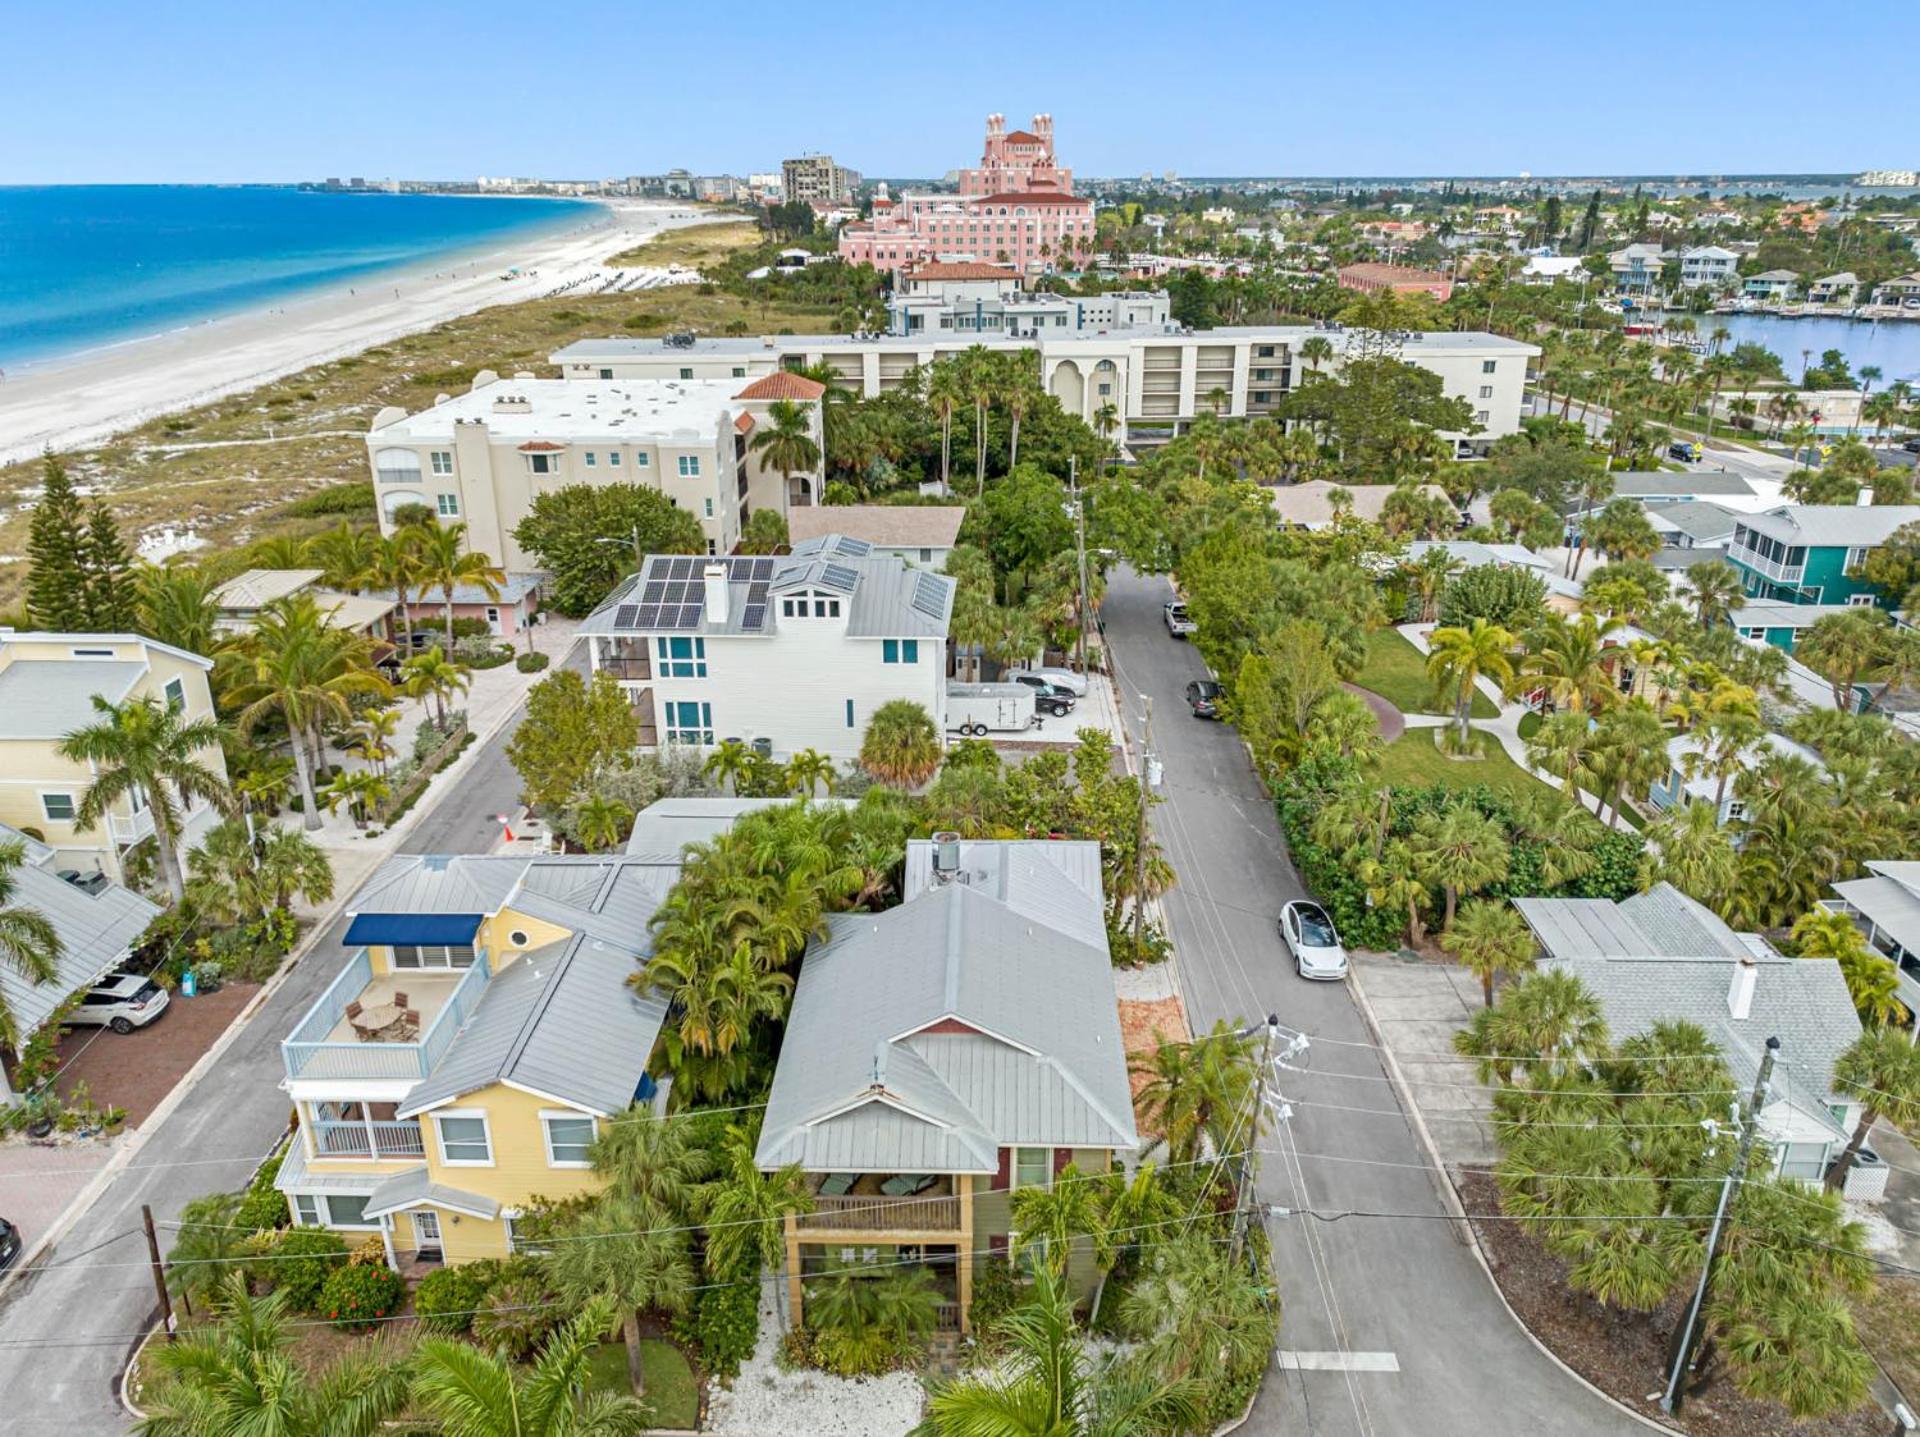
left=1353, top=628, right=1496, bottom=719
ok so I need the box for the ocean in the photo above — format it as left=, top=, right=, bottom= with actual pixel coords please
left=0, top=186, right=596, bottom=370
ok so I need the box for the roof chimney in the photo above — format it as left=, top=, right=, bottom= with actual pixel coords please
left=703, top=563, right=730, bottom=625
left=1729, top=953, right=1758, bottom=1021
left=932, top=831, right=961, bottom=883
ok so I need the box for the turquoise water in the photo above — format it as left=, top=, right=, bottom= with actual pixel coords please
left=0, top=186, right=596, bottom=369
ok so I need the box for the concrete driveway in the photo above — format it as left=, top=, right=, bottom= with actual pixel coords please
left=1100, top=566, right=1648, bottom=1437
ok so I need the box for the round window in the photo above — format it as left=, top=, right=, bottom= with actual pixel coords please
left=509, top=930, right=530, bottom=948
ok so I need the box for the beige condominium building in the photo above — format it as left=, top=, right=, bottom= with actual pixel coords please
left=552, top=325, right=1538, bottom=457
left=0, top=632, right=226, bottom=888
left=365, top=370, right=827, bottom=569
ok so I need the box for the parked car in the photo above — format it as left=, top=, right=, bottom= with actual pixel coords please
left=1005, top=666, right=1089, bottom=698
left=1905, top=438, right=1920, bottom=455
left=1279, top=900, right=1348, bottom=980
left=67, top=972, right=170, bottom=1034
left=1004, top=673, right=1078, bottom=715
left=1164, top=601, right=1196, bottom=638
left=1186, top=679, right=1225, bottom=719
left=1667, top=440, right=1701, bottom=463
left=0, top=1217, right=17, bottom=1273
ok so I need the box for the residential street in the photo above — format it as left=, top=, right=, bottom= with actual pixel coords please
left=1099, top=567, right=1646, bottom=1437
left=0, top=688, right=543, bottom=1432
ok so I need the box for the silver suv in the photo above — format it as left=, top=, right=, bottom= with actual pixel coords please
left=69, top=972, right=170, bottom=1034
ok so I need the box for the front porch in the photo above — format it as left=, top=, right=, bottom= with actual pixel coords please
left=785, top=1172, right=974, bottom=1334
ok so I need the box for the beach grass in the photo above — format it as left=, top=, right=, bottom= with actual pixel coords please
left=607, top=219, right=762, bottom=271
left=0, top=275, right=838, bottom=607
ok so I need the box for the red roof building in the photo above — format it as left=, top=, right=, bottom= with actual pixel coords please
left=1336, top=262, right=1454, bottom=302
left=735, top=371, right=828, bottom=402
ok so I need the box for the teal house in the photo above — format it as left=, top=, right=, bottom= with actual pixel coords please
left=1726, top=505, right=1920, bottom=644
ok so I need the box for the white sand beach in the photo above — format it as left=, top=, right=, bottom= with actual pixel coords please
left=0, top=199, right=739, bottom=467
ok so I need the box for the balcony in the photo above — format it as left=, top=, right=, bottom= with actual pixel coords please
left=798, top=1175, right=964, bottom=1234
left=309, top=1117, right=426, bottom=1160
left=598, top=656, right=653, bottom=681
left=108, top=807, right=155, bottom=845
left=282, top=949, right=491, bottom=1083
left=1730, top=541, right=1805, bottom=585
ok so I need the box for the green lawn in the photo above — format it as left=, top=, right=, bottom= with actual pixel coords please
left=585, top=1340, right=699, bottom=1429
left=1354, top=630, right=1497, bottom=720
left=1373, top=728, right=1571, bottom=806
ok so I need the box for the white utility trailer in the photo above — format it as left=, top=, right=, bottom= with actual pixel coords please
left=946, top=682, right=1040, bottom=736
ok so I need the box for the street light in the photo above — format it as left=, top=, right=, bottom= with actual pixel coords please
left=594, top=524, right=645, bottom=572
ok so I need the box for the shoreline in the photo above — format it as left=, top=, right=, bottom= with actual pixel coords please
left=0, top=198, right=735, bottom=467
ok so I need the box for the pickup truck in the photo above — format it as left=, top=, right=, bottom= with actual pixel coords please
left=1164, top=601, right=1197, bottom=639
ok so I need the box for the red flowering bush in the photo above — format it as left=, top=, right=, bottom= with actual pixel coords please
left=318, top=1261, right=407, bottom=1332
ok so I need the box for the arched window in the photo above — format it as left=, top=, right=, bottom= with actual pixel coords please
left=374, top=448, right=422, bottom=485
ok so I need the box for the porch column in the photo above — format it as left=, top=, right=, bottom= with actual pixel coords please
left=379, top=1215, right=397, bottom=1272
left=362, top=1106, right=378, bottom=1159
left=783, top=1213, right=804, bottom=1331
left=956, top=1178, right=974, bottom=1335
left=299, top=1102, right=318, bottom=1161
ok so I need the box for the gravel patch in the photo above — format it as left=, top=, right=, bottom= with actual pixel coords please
left=1845, top=1200, right=1903, bottom=1254
left=703, top=1276, right=927, bottom=1437
left=1113, top=962, right=1178, bottom=1002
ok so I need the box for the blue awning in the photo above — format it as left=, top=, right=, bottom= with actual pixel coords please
left=343, top=913, right=483, bottom=947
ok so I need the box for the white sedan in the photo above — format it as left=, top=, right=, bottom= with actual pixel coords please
left=1005, top=666, right=1090, bottom=698
left=1280, top=900, right=1348, bottom=981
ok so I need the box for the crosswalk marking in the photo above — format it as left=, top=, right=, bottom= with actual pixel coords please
left=1275, top=1350, right=1401, bottom=1373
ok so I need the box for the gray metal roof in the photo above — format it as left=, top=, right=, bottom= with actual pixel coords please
left=350, top=854, right=531, bottom=918
left=347, top=853, right=683, bottom=942
left=0, top=859, right=162, bottom=1051
left=1737, top=505, right=1920, bottom=549
left=757, top=840, right=1136, bottom=1174
left=1647, top=502, right=1740, bottom=543
left=1832, top=874, right=1920, bottom=950
left=0, top=661, right=147, bottom=740
left=274, top=1137, right=384, bottom=1197
left=397, top=934, right=667, bottom=1118
left=1516, top=884, right=1751, bottom=961
left=361, top=1165, right=500, bottom=1220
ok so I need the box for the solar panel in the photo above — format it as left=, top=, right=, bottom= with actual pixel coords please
left=911, top=573, right=948, bottom=620
left=668, top=556, right=696, bottom=580
left=752, top=558, right=775, bottom=580
left=661, top=581, right=686, bottom=604
left=746, top=582, right=769, bottom=604
left=740, top=603, right=767, bottom=630
left=821, top=563, right=859, bottom=592
left=832, top=536, right=872, bottom=558
left=676, top=603, right=704, bottom=627
left=641, top=581, right=666, bottom=604
left=613, top=604, right=639, bottom=628
left=632, top=604, right=660, bottom=628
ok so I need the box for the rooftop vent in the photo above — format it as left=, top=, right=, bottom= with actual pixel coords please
left=932, top=832, right=961, bottom=883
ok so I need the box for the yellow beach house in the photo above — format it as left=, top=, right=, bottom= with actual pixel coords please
left=0, top=631, right=226, bottom=889
left=275, top=850, right=679, bottom=1267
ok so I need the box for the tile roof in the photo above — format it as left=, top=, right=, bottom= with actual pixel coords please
left=756, top=839, right=1136, bottom=1174
left=907, top=262, right=1021, bottom=281
left=786, top=505, right=966, bottom=551
left=1338, top=262, right=1451, bottom=285
left=976, top=191, right=1091, bottom=207
left=734, top=371, right=826, bottom=401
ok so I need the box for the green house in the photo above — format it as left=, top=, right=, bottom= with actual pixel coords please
left=1726, top=505, right=1920, bottom=637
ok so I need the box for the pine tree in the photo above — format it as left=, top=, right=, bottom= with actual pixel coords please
left=1577, top=190, right=1602, bottom=251
left=24, top=457, right=90, bottom=632
left=83, top=503, right=135, bottom=631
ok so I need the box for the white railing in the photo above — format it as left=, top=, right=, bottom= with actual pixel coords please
left=310, top=1118, right=426, bottom=1159
left=1731, top=541, right=1804, bottom=584
left=281, top=950, right=491, bottom=1082
left=108, top=808, right=155, bottom=845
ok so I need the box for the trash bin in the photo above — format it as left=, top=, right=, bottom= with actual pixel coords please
left=180, top=968, right=198, bottom=999
left=1843, top=1147, right=1889, bottom=1202
left=750, top=737, right=773, bottom=759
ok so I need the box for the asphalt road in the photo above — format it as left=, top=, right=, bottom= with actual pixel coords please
left=0, top=680, right=545, bottom=1431
left=1100, top=567, right=1645, bottom=1437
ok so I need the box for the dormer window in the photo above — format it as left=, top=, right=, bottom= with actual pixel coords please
left=780, top=590, right=841, bottom=619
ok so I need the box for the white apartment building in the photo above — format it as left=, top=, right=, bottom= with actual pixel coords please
left=576, top=536, right=953, bottom=761
left=553, top=326, right=1538, bottom=455
left=886, top=263, right=1171, bottom=338
left=365, top=371, right=826, bottom=569
left=1678, top=245, right=1739, bottom=290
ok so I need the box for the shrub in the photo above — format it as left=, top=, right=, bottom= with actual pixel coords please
left=319, top=1260, right=406, bottom=1332
left=234, top=1149, right=291, bottom=1234
left=251, top=1227, right=349, bottom=1311
left=515, top=651, right=550, bottom=673
left=414, top=1262, right=492, bottom=1335
left=471, top=1264, right=560, bottom=1360
left=677, top=1273, right=759, bottom=1378
left=280, top=483, right=376, bottom=518
left=968, top=1259, right=1021, bottom=1334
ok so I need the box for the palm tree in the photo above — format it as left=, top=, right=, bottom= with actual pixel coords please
left=1523, top=612, right=1624, bottom=715
left=1441, top=899, right=1536, bottom=1006
left=921, top=1267, right=1200, bottom=1437
left=400, top=645, right=471, bottom=729
left=135, top=564, right=222, bottom=657
left=542, top=1199, right=693, bottom=1401
left=702, top=738, right=755, bottom=794
left=411, top=1294, right=651, bottom=1436
left=925, top=361, right=963, bottom=495
left=1410, top=805, right=1511, bottom=931
left=320, top=768, right=391, bottom=829
left=858, top=700, right=941, bottom=788
left=1358, top=839, right=1432, bottom=946
left=162, top=1192, right=251, bottom=1315
left=1791, top=910, right=1908, bottom=1027
left=185, top=819, right=334, bottom=922
left=0, top=840, right=60, bottom=1062
left=575, top=794, right=631, bottom=853
left=413, top=524, right=504, bottom=651
left=1685, top=560, right=1744, bottom=630
left=1588, top=700, right=1669, bottom=830
left=962, top=348, right=997, bottom=494
left=1455, top=968, right=1609, bottom=1088
left=138, top=1273, right=410, bottom=1437
left=1118, top=1233, right=1274, bottom=1389
left=1001, top=351, right=1041, bottom=469
left=368, top=532, right=424, bottom=653
left=587, top=1104, right=713, bottom=1220
left=306, top=522, right=380, bottom=594
left=1800, top=608, right=1892, bottom=709
left=58, top=695, right=231, bottom=901
left=1425, top=618, right=1515, bottom=751
left=350, top=706, right=402, bottom=778
left=749, top=398, right=823, bottom=506
left=784, top=747, right=835, bottom=799
left=1827, top=1029, right=1920, bottom=1190
left=1010, top=1160, right=1100, bottom=1276
left=1299, top=335, right=1334, bottom=374
left=1526, top=709, right=1599, bottom=802
left=1129, top=1021, right=1259, bottom=1165
left=1640, top=800, right=1738, bottom=908
left=229, top=595, right=390, bottom=830
left=699, top=1121, right=813, bottom=1286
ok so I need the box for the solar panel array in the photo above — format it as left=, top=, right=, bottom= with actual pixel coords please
left=831, top=536, right=873, bottom=558
left=820, top=563, right=860, bottom=593
left=740, top=604, right=767, bottom=630
left=911, top=573, right=949, bottom=620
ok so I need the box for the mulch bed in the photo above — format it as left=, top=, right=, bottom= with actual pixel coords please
left=1118, top=997, right=1190, bottom=1111
left=54, top=981, right=260, bottom=1128
left=1459, top=1170, right=1887, bottom=1437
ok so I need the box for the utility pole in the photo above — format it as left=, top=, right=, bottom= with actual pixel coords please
left=1069, top=455, right=1092, bottom=675
left=142, top=1203, right=178, bottom=1344
left=1230, top=1015, right=1281, bottom=1266
left=1660, top=1035, right=1778, bottom=1416
left=1132, top=695, right=1156, bottom=961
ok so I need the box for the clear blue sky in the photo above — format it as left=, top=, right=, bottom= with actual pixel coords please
left=8, top=1, right=1916, bottom=184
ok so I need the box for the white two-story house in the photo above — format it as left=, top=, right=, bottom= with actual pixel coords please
left=577, top=535, right=955, bottom=761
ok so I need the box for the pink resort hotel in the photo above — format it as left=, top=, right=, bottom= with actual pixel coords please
left=837, top=113, right=1096, bottom=276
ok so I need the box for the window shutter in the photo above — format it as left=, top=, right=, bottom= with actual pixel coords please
left=988, top=1234, right=1009, bottom=1258
left=1052, top=1148, right=1072, bottom=1178
left=992, top=1148, right=1011, bottom=1191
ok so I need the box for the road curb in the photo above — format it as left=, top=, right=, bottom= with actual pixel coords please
left=1346, top=961, right=1682, bottom=1437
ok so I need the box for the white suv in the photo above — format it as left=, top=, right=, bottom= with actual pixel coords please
left=68, top=972, right=170, bottom=1034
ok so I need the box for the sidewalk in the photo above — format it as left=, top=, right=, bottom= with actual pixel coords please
left=1350, top=952, right=1498, bottom=1169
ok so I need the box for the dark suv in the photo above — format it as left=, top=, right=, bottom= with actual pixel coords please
left=1186, top=680, right=1225, bottom=719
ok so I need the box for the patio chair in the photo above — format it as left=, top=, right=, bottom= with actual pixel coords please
left=345, top=1000, right=363, bottom=1019
left=880, top=1174, right=935, bottom=1197
left=392, top=992, right=408, bottom=1008
left=818, top=1173, right=855, bottom=1197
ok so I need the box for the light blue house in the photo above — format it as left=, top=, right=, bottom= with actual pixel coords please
left=1648, top=729, right=1824, bottom=828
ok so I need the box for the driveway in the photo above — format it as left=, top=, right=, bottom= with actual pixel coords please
left=0, top=683, right=545, bottom=1432
left=1100, top=566, right=1646, bottom=1437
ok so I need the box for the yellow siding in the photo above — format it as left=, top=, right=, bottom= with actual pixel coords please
left=436, top=1209, right=513, bottom=1263
left=480, top=908, right=576, bottom=968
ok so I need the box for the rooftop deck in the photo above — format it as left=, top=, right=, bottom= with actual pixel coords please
left=283, top=949, right=490, bottom=1083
